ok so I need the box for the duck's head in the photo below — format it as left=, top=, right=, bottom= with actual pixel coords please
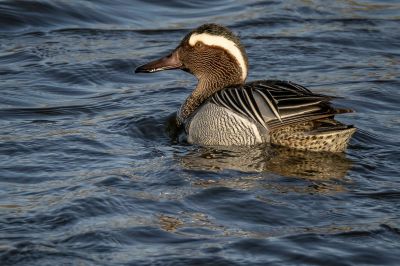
left=135, top=24, right=248, bottom=87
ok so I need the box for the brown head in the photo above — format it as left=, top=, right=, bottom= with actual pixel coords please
left=135, top=24, right=249, bottom=89
left=136, top=24, right=249, bottom=123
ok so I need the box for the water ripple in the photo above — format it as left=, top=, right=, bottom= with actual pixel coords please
left=1, top=0, right=400, bottom=265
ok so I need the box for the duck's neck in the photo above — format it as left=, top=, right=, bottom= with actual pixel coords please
left=177, top=79, right=215, bottom=125
left=177, top=76, right=242, bottom=126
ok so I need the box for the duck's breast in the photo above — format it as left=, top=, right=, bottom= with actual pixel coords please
left=186, top=102, right=267, bottom=146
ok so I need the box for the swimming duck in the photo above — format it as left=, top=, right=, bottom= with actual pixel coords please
left=135, top=24, right=356, bottom=152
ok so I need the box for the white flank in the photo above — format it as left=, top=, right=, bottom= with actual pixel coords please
left=189, top=33, right=247, bottom=81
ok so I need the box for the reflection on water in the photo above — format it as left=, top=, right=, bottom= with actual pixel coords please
left=179, top=145, right=353, bottom=180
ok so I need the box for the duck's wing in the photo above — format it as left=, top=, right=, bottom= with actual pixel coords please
left=210, top=80, right=352, bottom=131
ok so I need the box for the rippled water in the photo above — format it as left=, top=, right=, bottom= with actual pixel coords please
left=1, top=0, right=399, bottom=265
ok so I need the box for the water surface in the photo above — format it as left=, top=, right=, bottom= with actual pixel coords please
left=1, top=0, right=400, bottom=265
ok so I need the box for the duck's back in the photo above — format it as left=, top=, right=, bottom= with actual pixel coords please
left=185, top=80, right=356, bottom=152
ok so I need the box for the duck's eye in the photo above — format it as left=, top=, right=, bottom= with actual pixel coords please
left=195, top=42, right=203, bottom=48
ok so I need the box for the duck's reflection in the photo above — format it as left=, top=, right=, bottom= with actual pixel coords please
left=178, top=145, right=353, bottom=180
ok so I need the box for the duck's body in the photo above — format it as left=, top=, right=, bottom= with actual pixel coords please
left=136, top=24, right=356, bottom=152
left=185, top=80, right=355, bottom=152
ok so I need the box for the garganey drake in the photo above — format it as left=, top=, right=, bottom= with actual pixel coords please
left=135, top=24, right=356, bottom=152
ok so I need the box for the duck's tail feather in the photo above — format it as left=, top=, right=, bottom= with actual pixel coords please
left=270, top=120, right=356, bottom=152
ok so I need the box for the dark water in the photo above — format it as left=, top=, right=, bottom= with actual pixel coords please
left=1, top=0, right=399, bottom=265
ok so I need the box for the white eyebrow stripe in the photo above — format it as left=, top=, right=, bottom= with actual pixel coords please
left=188, top=33, right=247, bottom=81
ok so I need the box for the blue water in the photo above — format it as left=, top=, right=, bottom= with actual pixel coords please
left=1, top=0, right=399, bottom=265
